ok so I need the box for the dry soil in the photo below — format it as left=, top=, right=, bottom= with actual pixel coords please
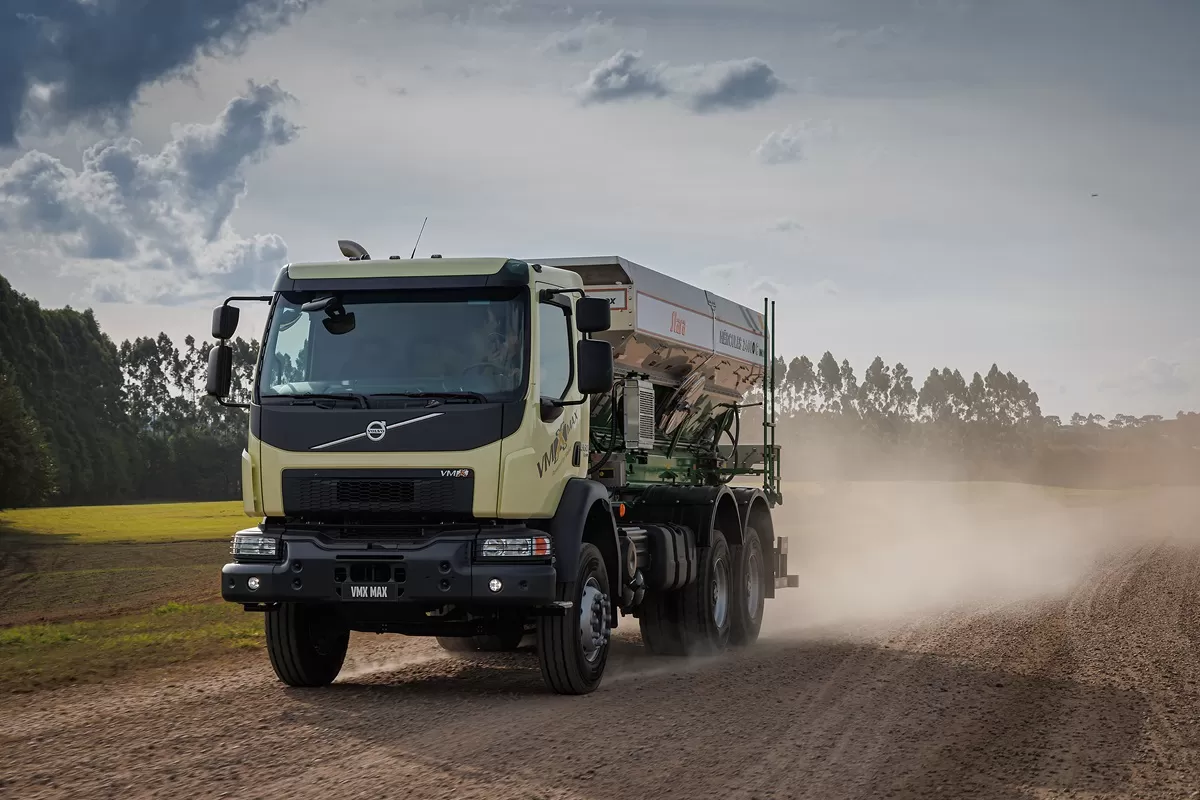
left=2, top=483, right=1199, bottom=799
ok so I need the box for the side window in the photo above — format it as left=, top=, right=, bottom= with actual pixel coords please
left=538, top=302, right=573, bottom=400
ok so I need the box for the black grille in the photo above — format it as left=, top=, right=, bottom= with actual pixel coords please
left=282, top=470, right=473, bottom=521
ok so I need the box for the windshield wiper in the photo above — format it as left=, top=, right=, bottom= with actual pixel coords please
left=261, top=392, right=370, bottom=408
left=369, top=391, right=488, bottom=405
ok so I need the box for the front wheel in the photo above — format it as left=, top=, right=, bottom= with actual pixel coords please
left=265, top=602, right=350, bottom=687
left=536, top=542, right=611, bottom=695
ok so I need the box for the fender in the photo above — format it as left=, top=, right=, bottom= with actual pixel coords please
left=627, top=484, right=743, bottom=548
left=543, top=477, right=620, bottom=620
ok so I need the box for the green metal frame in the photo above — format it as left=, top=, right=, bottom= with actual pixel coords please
left=588, top=296, right=783, bottom=504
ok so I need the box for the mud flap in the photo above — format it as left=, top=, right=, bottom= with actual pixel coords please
left=773, top=535, right=799, bottom=590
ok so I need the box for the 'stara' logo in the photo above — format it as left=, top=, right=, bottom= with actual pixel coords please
left=365, top=420, right=387, bottom=442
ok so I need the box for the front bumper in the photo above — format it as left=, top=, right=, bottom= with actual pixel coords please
left=221, top=531, right=558, bottom=607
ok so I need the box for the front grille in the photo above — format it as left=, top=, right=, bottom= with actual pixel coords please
left=282, top=469, right=473, bottom=521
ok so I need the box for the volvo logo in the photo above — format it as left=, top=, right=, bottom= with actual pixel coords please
left=309, top=412, right=445, bottom=451
left=365, top=420, right=388, bottom=442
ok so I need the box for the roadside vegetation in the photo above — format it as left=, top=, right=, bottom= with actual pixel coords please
left=0, top=500, right=255, bottom=693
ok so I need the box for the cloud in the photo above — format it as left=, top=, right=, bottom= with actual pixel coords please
left=0, top=0, right=318, bottom=148
left=754, top=127, right=805, bottom=164
left=678, top=58, right=789, bottom=113
left=539, top=13, right=614, bottom=54
left=754, top=120, right=838, bottom=165
left=577, top=50, right=787, bottom=113
left=0, top=80, right=298, bottom=304
left=769, top=218, right=804, bottom=233
left=577, top=50, right=669, bottom=105
left=1101, top=355, right=1195, bottom=397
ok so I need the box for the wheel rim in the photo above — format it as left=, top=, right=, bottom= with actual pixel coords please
left=712, top=556, right=730, bottom=630
left=579, top=576, right=610, bottom=663
left=746, top=548, right=763, bottom=622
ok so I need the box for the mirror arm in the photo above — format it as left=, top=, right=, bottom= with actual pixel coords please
left=216, top=398, right=250, bottom=409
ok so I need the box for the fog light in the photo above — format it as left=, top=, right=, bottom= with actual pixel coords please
left=488, top=578, right=503, bottom=593
left=247, top=577, right=261, bottom=591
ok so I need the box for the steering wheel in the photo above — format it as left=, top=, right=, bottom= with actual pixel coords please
left=462, top=362, right=507, bottom=379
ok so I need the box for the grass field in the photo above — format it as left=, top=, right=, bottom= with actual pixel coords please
left=0, top=500, right=246, bottom=544
left=0, top=500, right=252, bottom=693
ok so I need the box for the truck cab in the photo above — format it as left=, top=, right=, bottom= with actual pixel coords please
left=208, top=247, right=795, bottom=695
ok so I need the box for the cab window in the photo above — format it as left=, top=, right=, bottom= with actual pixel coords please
left=539, top=301, right=573, bottom=400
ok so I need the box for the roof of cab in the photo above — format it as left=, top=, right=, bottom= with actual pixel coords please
left=286, top=257, right=514, bottom=281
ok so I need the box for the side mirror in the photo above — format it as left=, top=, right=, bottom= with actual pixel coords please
left=206, top=344, right=234, bottom=398
left=575, top=296, right=611, bottom=333
left=212, top=305, right=240, bottom=340
left=576, top=339, right=614, bottom=395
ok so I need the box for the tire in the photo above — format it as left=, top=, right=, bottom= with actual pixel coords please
left=638, top=529, right=734, bottom=657
left=676, top=528, right=733, bottom=656
left=536, top=542, right=611, bottom=695
left=638, top=589, right=686, bottom=656
left=265, top=602, right=349, bottom=687
left=730, top=525, right=766, bottom=647
left=437, top=624, right=526, bottom=654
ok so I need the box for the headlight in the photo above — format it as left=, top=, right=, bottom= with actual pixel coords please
left=477, top=536, right=552, bottom=559
left=231, top=531, right=281, bottom=559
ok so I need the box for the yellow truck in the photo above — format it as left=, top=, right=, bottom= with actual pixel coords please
left=207, top=244, right=796, bottom=694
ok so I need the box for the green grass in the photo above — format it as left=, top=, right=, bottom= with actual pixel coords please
left=0, top=501, right=252, bottom=690
left=0, top=602, right=265, bottom=693
left=0, top=500, right=247, bottom=544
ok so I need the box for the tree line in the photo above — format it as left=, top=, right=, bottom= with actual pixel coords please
left=2, top=273, right=1198, bottom=509
left=745, top=353, right=1200, bottom=485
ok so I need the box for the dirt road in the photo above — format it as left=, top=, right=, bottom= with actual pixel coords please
left=2, top=484, right=1199, bottom=799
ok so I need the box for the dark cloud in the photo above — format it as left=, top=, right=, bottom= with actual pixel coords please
left=769, top=218, right=804, bottom=233
left=0, top=80, right=298, bottom=303
left=0, top=0, right=317, bottom=147
left=682, top=58, right=789, bottom=113
left=578, top=50, right=787, bottom=113
left=577, top=50, right=669, bottom=105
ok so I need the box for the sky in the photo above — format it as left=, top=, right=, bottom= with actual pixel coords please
left=0, top=0, right=1197, bottom=419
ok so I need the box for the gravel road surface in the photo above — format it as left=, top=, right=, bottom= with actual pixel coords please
left=3, top=485, right=1198, bottom=799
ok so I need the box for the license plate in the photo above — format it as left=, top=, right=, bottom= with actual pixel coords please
left=342, top=582, right=395, bottom=600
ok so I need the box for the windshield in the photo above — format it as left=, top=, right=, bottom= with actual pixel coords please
left=257, top=287, right=528, bottom=403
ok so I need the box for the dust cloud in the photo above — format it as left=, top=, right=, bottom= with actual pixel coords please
left=759, top=478, right=1198, bottom=641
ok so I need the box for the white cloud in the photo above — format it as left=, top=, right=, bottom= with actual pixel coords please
left=0, top=80, right=297, bottom=304
left=538, top=13, right=614, bottom=54
left=753, top=120, right=839, bottom=165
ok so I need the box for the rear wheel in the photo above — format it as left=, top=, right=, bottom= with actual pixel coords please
left=730, top=525, right=766, bottom=647
left=638, top=529, right=733, bottom=657
left=677, top=528, right=733, bottom=656
left=265, top=602, right=349, bottom=687
left=537, top=542, right=611, bottom=694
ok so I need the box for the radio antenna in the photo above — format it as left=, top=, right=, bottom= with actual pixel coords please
left=409, top=217, right=428, bottom=259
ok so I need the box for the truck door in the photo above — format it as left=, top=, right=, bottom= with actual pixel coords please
left=531, top=288, right=585, bottom=486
